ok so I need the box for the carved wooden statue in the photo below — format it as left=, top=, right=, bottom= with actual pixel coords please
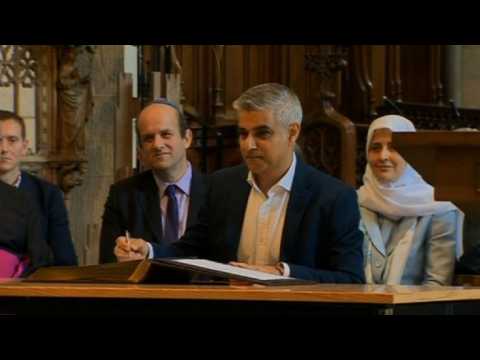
left=58, top=45, right=95, bottom=157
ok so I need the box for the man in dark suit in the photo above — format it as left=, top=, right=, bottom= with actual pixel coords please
left=0, top=110, right=77, bottom=266
left=115, top=84, right=364, bottom=283
left=99, top=98, right=207, bottom=263
left=0, top=173, right=52, bottom=276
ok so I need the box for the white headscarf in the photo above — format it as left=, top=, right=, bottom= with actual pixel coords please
left=357, top=115, right=464, bottom=256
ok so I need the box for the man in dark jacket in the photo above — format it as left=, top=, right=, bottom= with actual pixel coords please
left=115, top=84, right=364, bottom=283
left=99, top=98, right=207, bottom=263
left=0, top=110, right=77, bottom=266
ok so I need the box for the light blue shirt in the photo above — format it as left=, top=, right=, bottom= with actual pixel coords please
left=147, top=162, right=192, bottom=258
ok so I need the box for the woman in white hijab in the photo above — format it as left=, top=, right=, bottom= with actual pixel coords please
left=358, top=115, right=464, bottom=285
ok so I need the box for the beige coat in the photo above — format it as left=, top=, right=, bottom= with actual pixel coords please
left=360, top=206, right=458, bottom=285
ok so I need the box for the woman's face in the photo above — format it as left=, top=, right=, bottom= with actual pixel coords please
left=367, top=128, right=407, bottom=183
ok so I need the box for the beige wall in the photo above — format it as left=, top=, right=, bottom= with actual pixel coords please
left=460, top=45, right=480, bottom=108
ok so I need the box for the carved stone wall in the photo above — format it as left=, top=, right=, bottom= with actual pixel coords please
left=67, top=45, right=123, bottom=265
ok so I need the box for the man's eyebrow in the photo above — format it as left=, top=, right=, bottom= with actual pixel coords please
left=252, top=125, right=272, bottom=131
left=238, top=125, right=272, bottom=132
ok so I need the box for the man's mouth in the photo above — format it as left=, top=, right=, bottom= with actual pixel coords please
left=246, top=153, right=263, bottom=159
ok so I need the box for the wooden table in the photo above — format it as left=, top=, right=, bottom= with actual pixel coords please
left=2, top=280, right=480, bottom=316
left=455, top=275, right=480, bottom=286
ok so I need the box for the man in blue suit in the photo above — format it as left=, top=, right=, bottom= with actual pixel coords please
left=99, top=98, right=208, bottom=263
left=0, top=110, right=77, bottom=266
left=115, top=84, right=364, bottom=283
left=0, top=180, right=52, bottom=276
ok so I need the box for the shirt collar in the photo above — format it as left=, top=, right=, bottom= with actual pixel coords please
left=247, top=153, right=297, bottom=195
left=13, top=172, right=22, bottom=188
left=153, top=162, right=192, bottom=196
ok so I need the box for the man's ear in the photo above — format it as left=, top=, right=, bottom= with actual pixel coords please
left=183, top=128, right=193, bottom=149
left=21, top=138, right=29, bottom=157
left=288, top=123, right=301, bottom=143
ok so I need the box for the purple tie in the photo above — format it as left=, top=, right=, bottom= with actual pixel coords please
left=164, top=184, right=179, bottom=243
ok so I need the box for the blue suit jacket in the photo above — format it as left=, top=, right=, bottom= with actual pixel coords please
left=152, top=159, right=365, bottom=283
left=0, top=180, right=52, bottom=274
left=99, top=168, right=208, bottom=264
left=19, top=172, right=77, bottom=266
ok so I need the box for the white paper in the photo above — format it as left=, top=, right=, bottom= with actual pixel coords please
left=171, top=259, right=293, bottom=281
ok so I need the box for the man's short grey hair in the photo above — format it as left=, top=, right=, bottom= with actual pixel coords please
left=232, top=83, right=303, bottom=127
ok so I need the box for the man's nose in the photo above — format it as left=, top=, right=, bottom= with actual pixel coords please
left=245, top=134, right=257, bottom=149
left=152, top=134, right=164, bottom=148
left=0, top=140, right=8, bottom=153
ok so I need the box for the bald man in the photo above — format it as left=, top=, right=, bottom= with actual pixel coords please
left=99, top=98, right=207, bottom=263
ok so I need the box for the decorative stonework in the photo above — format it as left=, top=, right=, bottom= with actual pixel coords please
left=57, top=160, right=88, bottom=196
left=0, top=45, right=95, bottom=195
left=57, top=45, right=95, bottom=157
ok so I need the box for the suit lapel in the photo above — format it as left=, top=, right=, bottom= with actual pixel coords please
left=280, top=160, right=312, bottom=262
left=225, top=167, right=251, bottom=257
left=19, top=171, right=33, bottom=192
left=360, top=207, right=387, bottom=257
left=386, top=217, right=418, bottom=256
left=19, top=171, right=42, bottom=212
left=138, top=171, right=163, bottom=243
left=186, top=169, right=205, bottom=228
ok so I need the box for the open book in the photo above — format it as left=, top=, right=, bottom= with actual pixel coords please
left=26, top=258, right=315, bottom=286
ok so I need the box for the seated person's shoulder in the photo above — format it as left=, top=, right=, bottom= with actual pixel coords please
left=0, top=181, right=36, bottom=218
left=0, top=180, right=25, bottom=201
left=192, top=167, right=209, bottom=185
left=109, top=170, right=153, bottom=192
left=208, top=164, right=247, bottom=183
left=419, top=209, right=460, bottom=242
left=431, top=209, right=458, bottom=228
left=23, top=172, right=62, bottom=195
left=359, top=205, right=375, bottom=219
left=304, top=163, right=356, bottom=196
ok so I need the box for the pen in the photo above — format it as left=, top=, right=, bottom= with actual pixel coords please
left=125, top=230, right=131, bottom=258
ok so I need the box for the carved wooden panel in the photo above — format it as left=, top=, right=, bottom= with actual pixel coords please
left=144, top=45, right=342, bottom=127
left=386, top=45, right=402, bottom=101
left=377, top=101, right=480, bottom=130
left=137, top=45, right=352, bottom=177
left=298, top=97, right=357, bottom=187
left=341, top=45, right=447, bottom=124
left=401, top=46, right=434, bottom=103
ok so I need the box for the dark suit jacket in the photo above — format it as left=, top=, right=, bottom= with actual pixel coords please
left=152, top=158, right=365, bottom=283
left=456, top=243, right=480, bottom=275
left=19, top=172, right=77, bottom=266
left=0, top=180, right=52, bottom=274
left=99, top=168, right=208, bottom=263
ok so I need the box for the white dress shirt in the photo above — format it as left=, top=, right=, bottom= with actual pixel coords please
left=237, top=154, right=297, bottom=276
left=13, top=173, right=22, bottom=188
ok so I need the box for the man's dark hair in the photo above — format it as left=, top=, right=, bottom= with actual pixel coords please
left=135, top=98, right=188, bottom=145
left=0, top=110, right=26, bottom=139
